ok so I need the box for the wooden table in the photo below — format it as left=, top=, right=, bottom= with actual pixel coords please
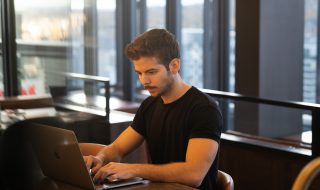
left=0, top=107, right=57, bottom=130
left=36, top=176, right=198, bottom=190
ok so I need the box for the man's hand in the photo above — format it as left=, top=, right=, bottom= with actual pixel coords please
left=83, top=155, right=104, bottom=174
left=93, top=162, right=137, bottom=184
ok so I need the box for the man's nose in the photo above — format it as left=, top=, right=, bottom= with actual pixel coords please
left=140, top=74, right=150, bottom=85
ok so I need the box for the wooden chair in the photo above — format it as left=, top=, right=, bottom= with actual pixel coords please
left=292, top=157, right=320, bottom=190
left=79, top=142, right=106, bottom=156
left=216, top=170, right=234, bottom=190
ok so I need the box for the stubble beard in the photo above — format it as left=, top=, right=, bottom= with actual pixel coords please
left=156, top=72, right=175, bottom=98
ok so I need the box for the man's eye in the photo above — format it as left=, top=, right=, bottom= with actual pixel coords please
left=148, top=71, right=157, bottom=74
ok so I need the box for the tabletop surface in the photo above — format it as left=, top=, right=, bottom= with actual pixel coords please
left=37, top=177, right=198, bottom=190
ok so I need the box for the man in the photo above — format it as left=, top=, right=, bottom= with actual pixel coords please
left=84, top=28, right=222, bottom=189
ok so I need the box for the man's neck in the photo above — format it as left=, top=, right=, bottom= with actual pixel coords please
left=161, top=80, right=191, bottom=104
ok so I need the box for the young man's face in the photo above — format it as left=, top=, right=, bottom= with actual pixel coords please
left=133, top=57, right=174, bottom=97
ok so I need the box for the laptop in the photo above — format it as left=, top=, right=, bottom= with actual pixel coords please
left=27, top=123, right=149, bottom=190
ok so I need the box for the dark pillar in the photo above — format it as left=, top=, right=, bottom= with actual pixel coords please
left=235, top=0, right=304, bottom=137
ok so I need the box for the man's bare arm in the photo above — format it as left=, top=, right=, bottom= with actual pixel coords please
left=87, top=126, right=144, bottom=173
left=97, top=126, right=144, bottom=162
left=94, top=138, right=218, bottom=187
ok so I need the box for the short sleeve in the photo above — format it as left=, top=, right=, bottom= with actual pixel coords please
left=130, top=98, right=153, bottom=137
left=189, top=103, right=222, bottom=143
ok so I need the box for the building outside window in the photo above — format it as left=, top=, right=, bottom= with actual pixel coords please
left=303, top=0, right=318, bottom=103
left=229, top=0, right=236, bottom=92
left=146, top=0, right=166, bottom=29
left=14, top=0, right=116, bottom=96
left=181, top=0, right=204, bottom=88
left=97, top=0, right=116, bottom=83
left=301, top=0, right=318, bottom=140
left=15, top=0, right=74, bottom=96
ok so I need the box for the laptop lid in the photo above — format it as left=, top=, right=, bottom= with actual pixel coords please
left=27, top=123, right=95, bottom=190
left=27, top=123, right=149, bottom=190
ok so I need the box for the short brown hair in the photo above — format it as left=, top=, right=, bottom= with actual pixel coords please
left=125, top=29, right=180, bottom=69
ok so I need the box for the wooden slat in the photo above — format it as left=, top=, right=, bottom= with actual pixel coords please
left=0, top=95, right=54, bottom=109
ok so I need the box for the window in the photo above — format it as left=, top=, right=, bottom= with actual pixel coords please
left=229, top=0, right=236, bottom=92
left=14, top=0, right=117, bottom=96
left=303, top=0, right=318, bottom=103
left=227, top=0, right=312, bottom=148
left=15, top=0, right=78, bottom=95
left=0, top=2, right=3, bottom=97
left=146, top=0, right=166, bottom=29
left=181, top=0, right=204, bottom=88
left=97, top=0, right=116, bottom=83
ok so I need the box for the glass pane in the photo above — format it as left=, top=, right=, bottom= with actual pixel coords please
left=146, top=0, right=166, bottom=29
left=229, top=0, right=236, bottom=92
left=303, top=0, right=318, bottom=103
left=97, top=0, right=116, bottom=84
left=181, top=0, right=204, bottom=87
left=15, top=0, right=117, bottom=96
left=0, top=58, right=3, bottom=97
left=0, top=2, right=4, bottom=97
left=218, top=97, right=311, bottom=149
left=15, top=0, right=76, bottom=96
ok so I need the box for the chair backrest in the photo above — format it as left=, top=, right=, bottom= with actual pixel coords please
left=292, top=157, right=320, bottom=190
left=216, top=170, right=234, bottom=190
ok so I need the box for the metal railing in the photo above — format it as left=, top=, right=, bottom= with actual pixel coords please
left=201, top=88, right=320, bottom=157
left=51, top=72, right=110, bottom=123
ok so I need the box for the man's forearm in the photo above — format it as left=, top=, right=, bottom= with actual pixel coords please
left=95, top=126, right=145, bottom=165
left=96, top=144, right=122, bottom=164
left=129, top=162, right=206, bottom=188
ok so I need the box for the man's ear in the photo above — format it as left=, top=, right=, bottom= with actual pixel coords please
left=169, top=58, right=181, bottom=74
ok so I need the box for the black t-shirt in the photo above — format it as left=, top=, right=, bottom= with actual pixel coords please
left=131, top=86, right=222, bottom=190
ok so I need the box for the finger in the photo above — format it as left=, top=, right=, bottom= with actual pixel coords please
left=100, top=169, right=114, bottom=181
left=92, top=161, right=102, bottom=174
left=93, top=169, right=103, bottom=184
left=94, top=170, right=112, bottom=184
left=92, top=167, right=103, bottom=183
left=84, top=156, right=93, bottom=170
left=107, top=174, right=119, bottom=182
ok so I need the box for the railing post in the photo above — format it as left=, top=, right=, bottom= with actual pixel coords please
left=104, top=81, right=110, bottom=123
left=312, top=109, right=320, bottom=157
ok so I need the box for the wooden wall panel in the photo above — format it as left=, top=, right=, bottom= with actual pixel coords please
left=218, top=138, right=320, bottom=190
